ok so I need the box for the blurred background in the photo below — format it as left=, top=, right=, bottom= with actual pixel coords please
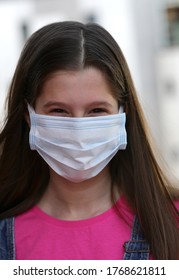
left=0, top=0, right=179, bottom=182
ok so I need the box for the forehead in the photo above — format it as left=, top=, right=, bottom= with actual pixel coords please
left=41, top=67, right=110, bottom=89
left=38, top=67, right=116, bottom=103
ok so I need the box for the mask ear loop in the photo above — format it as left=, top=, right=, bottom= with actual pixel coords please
left=119, top=103, right=128, bottom=114
left=27, top=103, right=35, bottom=114
left=24, top=99, right=35, bottom=114
left=24, top=103, right=36, bottom=128
left=23, top=102, right=33, bottom=127
left=119, top=105, right=124, bottom=113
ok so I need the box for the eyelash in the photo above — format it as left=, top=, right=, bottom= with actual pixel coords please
left=51, top=109, right=67, bottom=113
left=90, top=108, right=106, bottom=113
left=49, top=108, right=107, bottom=116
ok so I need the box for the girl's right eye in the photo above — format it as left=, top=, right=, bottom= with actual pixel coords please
left=49, top=108, right=69, bottom=116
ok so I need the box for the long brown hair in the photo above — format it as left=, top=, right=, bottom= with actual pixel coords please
left=0, top=21, right=178, bottom=259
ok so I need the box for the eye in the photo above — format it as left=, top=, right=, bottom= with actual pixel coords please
left=89, top=108, right=107, bottom=116
left=49, top=108, right=69, bottom=116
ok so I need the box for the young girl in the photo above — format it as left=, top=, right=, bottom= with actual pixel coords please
left=0, top=21, right=178, bottom=260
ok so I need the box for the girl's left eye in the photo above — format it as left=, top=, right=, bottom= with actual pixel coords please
left=90, top=108, right=107, bottom=115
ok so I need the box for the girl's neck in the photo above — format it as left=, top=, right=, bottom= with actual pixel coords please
left=38, top=167, right=117, bottom=220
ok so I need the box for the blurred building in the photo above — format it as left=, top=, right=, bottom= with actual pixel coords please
left=0, top=0, right=179, bottom=180
left=156, top=1, right=179, bottom=180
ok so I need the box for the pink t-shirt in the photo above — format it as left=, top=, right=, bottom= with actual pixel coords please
left=15, top=196, right=134, bottom=260
left=15, top=197, right=179, bottom=260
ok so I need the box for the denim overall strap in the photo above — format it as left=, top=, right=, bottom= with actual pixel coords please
left=123, top=215, right=150, bottom=260
left=0, top=217, right=15, bottom=260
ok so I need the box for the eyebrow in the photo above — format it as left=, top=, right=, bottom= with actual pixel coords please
left=43, top=101, right=114, bottom=108
left=43, top=102, right=68, bottom=108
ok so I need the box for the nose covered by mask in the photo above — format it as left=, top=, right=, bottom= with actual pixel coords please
left=28, top=104, right=127, bottom=183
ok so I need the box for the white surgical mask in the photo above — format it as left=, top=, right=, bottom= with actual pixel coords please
left=28, top=104, right=127, bottom=183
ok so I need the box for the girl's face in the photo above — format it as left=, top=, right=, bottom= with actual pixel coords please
left=35, top=67, right=118, bottom=117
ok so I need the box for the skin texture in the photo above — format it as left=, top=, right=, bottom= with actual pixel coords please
left=34, top=67, right=119, bottom=220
